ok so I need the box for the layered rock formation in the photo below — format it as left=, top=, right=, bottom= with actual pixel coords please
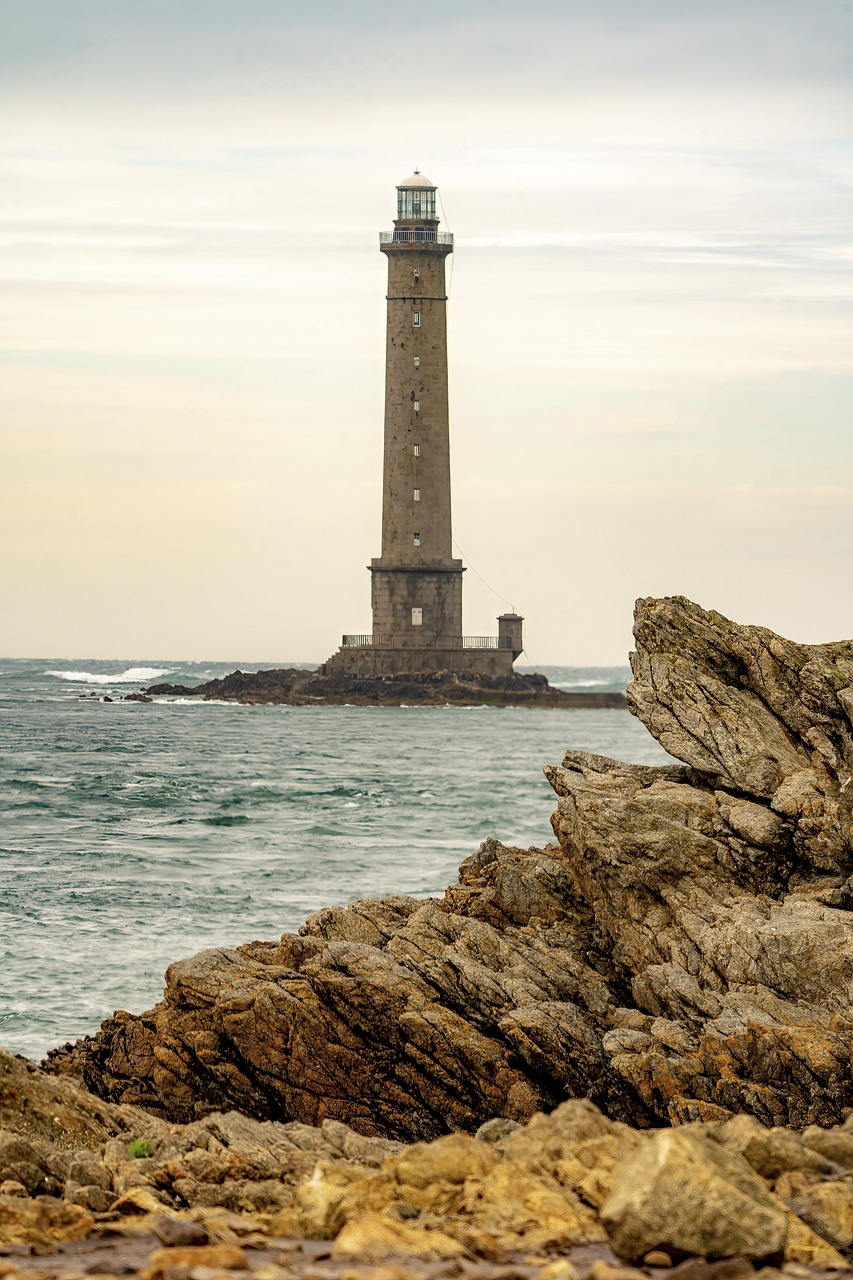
left=5, top=1044, right=853, bottom=1275
left=50, top=597, right=853, bottom=1140
left=144, top=666, right=625, bottom=708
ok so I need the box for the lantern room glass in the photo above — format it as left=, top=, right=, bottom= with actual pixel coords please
left=397, top=187, right=437, bottom=221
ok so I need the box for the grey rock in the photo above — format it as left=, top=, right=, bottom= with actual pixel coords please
left=151, top=1214, right=211, bottom=1246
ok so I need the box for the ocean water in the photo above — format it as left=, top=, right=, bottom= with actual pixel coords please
left=0, top=658, right=673, bottom=1063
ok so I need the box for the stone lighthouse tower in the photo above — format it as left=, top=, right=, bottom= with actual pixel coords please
left=324, top=173, right=523, bottom=678
left=370, top=172, right=463, bottom=644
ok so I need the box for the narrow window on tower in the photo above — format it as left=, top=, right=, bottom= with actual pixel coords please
left=413, top=532, right=421, bottom=546
left=413, top=443, right=420, bottom=456
left=412, top=607, right=423, bottom=626
left=413, top=399, right=420, bottom=413
left=413, top=265, right=419, bottom=279
left=413, top=488, right=420, bottom=501
left=413, top=356, right=420, bottom=367
left=412, top=310, right=420, bottom=327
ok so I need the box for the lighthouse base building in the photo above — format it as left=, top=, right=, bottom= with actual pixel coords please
left=323, top=173, right=522, bottom=680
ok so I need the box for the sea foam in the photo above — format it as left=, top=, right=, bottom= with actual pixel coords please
left=45, top=667, right=170, bottom=685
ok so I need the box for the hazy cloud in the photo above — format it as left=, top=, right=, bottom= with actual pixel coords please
left=1, top=0, right=852, bottom=660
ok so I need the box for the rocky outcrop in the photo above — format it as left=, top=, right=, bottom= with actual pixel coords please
left=0, top=1044, right=398, bottom=1221
left=5, top=1044, right=853, bottom=1275
left=144, top=666, right=625, bottom=708
left=51, top=598, right=853, bottom=1139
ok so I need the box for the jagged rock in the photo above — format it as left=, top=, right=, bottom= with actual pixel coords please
left=5, top=1049, right=853, bottom=1272
left=45, top=598, right=853, bottom=1140
left=0, top=1044, right=396, bottom=1230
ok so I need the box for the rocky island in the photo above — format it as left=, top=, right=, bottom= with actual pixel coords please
left=143, top=667, right=626, bottom=708
left=6, top=596, right=853, bottom=1277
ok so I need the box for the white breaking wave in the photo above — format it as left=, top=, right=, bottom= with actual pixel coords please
left=552, top=679, right=610, bottom=689
left=45, top=667, right=170, bottom=685
left=151, top=697, right=237, bottom=706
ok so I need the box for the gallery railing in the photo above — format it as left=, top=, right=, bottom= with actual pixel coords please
left=379, top=230, right=454, bottom=246
left=341, top=634, right=510, bottom=650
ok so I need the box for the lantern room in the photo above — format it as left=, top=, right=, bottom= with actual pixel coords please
left=396, top=172, right=438, bottom=223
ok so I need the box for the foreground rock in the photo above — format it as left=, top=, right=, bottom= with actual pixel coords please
left=3, top=1046, right=853, bottom=1275
left=144, top=666, right=625, bottom=707
left=51, top=598, right=853, bottom=1141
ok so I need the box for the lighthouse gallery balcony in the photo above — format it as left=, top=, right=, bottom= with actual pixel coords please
left=379, top=229, right=454, bottom=246
left=341, top=634, right=511, bottom=650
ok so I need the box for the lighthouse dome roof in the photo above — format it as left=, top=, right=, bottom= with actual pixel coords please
left=397, top=171, right=435, bottom=189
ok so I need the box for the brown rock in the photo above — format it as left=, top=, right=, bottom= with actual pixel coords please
left=600, top=1129, right=787, bottom=1262
left=391, top=1133, right=498, bottom=1188
left=774, top=1203, right=849, bottom=1270
left=143, top=1241, right=248, bottom=1278
left=112, top=1185, right=168, bottom=1214
left=0, top=1192, right=94, bottom=1245
left=716, top=1115, right=843, bottom=1179
left=800, top=1124, right=853, bottom=1170
left=45, top=600, right=853, bottom=1140
left=785, top=1178, right=853, bottom=1253
left=331, top=1211, right=466, bottom=1261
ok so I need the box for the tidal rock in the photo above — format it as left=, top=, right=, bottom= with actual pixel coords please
left=144, top=666, right=625, bottom=708
left=47, top=598, right=853, bottom=1138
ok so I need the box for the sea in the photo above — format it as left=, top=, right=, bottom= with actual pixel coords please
left=0, top=658, right=674, bottom=1064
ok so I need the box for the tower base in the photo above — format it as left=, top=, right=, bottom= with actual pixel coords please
left=321, top=643, right=515, bottom=679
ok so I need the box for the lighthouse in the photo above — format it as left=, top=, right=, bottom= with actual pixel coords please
left=371, top=172, right=462, bottom=643
left=324, top=173, right=523, bottom=678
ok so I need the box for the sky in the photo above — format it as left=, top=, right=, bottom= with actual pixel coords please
left=2, top=0, right=852, bottom=665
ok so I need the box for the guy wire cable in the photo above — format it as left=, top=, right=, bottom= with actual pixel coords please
left=452, top=537, right=517, bottom=612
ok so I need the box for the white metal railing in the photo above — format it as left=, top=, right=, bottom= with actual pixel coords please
left=379, top=230, right=454, bottom=246
left=341, top=634, right=510, bottom=650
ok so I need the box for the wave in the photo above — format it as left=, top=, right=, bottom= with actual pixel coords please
left=45, top=667, right=171, bottom=685
left=151, top=697, right=237, bottom=706
left=551, top=679, right=611, bottom=690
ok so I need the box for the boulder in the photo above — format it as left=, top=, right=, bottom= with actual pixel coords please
left=0, top=1193, right=93, bottom=1245
left=600, top=1129, right=787, bottom=1262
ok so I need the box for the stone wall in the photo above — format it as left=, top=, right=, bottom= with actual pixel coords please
left=369, top=563, right=464, bottom=638
left=323, top=643, right=515, bottom=678
left=379, top=238, right=453, bottom=565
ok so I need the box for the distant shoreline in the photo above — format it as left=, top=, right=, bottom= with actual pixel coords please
left=143, top=667, right=628, bottom=709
